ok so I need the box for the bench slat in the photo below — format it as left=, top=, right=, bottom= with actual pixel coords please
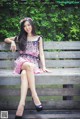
left=45, top=51, right=80, bottom=59
left=0, top=75, right=80, bottom=85
left=46, top=60, right=80, bottom=68
left=0, top=100, right=80, bottom=109
left=0, top=88, right=80, bottom=96
left=0, top=52, right=19, bottom=59
left=0, top=68, right=80, bottom=75
left=0, top=41, right=80, bottom=50
left=8, top=110, right=80, bottom=119
left=0, top=51, right=80, bottom=59
left=44, top=41, right=80, bottom=50
left=0, top=60, right=80, bottom=68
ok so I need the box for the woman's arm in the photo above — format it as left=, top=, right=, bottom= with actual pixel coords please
left=39, top=36, right=51, bottom=72
left=39, top=36, right=47, bottom=72
left=4, top=37, right=17, bottom=52
left=4, top=37, right=16, bottom=43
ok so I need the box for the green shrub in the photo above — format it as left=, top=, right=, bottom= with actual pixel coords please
left=0, top=0, right=80, bottom=41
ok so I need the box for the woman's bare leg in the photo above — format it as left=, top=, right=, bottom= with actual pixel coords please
left=22, top=62, right=41, bottom=105
left=16, top=70, right=28, bottom=116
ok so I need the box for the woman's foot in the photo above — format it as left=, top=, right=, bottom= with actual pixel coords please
left=15, top=104, right=25, bottom=117
left=15, top=115, right=22, bottom=119
left=32, top=97, right=43, bottom=112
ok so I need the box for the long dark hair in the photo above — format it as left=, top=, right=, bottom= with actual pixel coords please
left=18, top=18, right=36, bottom=51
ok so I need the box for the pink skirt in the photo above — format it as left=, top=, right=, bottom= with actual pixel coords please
left=13, top=56, right=43, bottom=74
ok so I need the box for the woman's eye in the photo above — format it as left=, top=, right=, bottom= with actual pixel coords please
left=28, top=24, right=30, bottom=26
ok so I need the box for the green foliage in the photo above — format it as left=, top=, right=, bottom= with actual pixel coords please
left=0, top=1, right=80, bottom=41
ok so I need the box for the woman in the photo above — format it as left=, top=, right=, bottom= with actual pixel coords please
left=4, top=17, right=49, bottom=119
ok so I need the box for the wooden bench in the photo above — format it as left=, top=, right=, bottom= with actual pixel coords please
left=0, top=41, right=80, bottom=119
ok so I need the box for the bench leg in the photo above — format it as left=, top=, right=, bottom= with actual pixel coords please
left=63, top=84, right=73, bottom=100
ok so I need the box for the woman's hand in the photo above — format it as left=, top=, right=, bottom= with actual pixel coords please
left=10, top=41, right=16, bottom=52
left=42, top=67, right=52, bottom=73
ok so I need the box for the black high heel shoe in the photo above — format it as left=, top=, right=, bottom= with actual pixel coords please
left=32, top=98, right=43, bottom=112
left=15, top=115, right=22, bottom=119
left=35, top=104, right=43, bottom=112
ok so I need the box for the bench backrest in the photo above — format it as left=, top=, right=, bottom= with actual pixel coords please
left=0, top=41, right=80, bottom=69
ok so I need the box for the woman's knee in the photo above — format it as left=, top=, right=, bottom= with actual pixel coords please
left=22, top=62, right=34, bottom=71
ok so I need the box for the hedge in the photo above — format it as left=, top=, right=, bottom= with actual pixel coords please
left=0, top=0, right=80, bottom=41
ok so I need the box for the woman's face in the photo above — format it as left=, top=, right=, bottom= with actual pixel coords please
left=24, top=21, right=32, bottom=34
